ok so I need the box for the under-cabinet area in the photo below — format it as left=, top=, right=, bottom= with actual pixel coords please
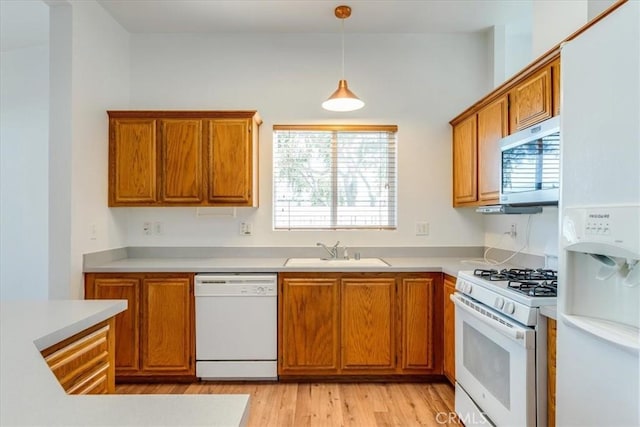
left=278, top=272, right=443, bottom=379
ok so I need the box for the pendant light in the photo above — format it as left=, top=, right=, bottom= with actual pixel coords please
left=322, top=5, right=365, bottom=112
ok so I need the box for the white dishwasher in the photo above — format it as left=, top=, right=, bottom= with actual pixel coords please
left=195, top=273, right=278, bottom=380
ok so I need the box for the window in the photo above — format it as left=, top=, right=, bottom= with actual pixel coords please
left=273, top=125, right=397, bottom=230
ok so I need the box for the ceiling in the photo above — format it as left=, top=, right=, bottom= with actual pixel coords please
left=1, top=0, right=533, bottom=53
left=97, top=0, right=532, bottom=34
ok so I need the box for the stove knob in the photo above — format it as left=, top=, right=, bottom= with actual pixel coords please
left=504, top=301, right=515, bottom=314
left=464, top=283, right=472, bottom=294
left=494, top=297, right=505, bottom=309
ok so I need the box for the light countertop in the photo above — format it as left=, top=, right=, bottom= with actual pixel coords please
left=0, top=300, right=249, bottom=426
left=83, top=256, right=487, bottom=278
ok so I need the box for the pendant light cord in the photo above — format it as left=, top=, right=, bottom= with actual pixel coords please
left=341, top=18, right=345, bottom=79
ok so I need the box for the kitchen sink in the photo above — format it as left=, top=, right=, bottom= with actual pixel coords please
left=283, top=257, right=390, bottom=267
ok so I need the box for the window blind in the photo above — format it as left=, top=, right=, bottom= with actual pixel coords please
left=273, top=125, right=398, bottom=230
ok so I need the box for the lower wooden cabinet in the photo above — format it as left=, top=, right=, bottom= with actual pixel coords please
left=85, top=273, right=195, bottom=380
left=279, top=275, right=341, bottom=374
left=278, top=272, right=442, bottom=378
left=443, top=274, right=456, bottom=385
left=548, top=318, right=557, bottom=427
left=341, top=277, right=396, bottom=372
left=41, top=318, right=116, bottom=394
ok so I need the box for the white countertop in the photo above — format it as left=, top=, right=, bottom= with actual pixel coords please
left=0, top=300, right=249, bottom=426
left=84, top=256, right=484, bottom=278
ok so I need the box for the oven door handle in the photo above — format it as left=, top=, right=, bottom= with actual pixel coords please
left=450, top=293, right=528, bottom=344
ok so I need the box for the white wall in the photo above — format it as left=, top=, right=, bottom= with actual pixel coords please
left=124, top=32, right=491, bottom=248
left=483, top=207, right=559, bottom=259
left=48, top=0, right=130, bottom=299
left=532, top=0, right=588, bottom=58
left=0, top=42, right=49, bottom=299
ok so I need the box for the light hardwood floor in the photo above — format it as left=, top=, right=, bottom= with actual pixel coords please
left=116, top=381, right=458, bottom=426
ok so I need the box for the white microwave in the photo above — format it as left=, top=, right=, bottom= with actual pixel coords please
left=500, top=116, right=560, bottom=206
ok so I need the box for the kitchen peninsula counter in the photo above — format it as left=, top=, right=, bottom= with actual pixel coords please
left=0, top=300, right=249, bottom=426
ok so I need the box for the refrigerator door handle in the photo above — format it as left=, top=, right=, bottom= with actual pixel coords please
left=561, top=313, right=640, bottom=355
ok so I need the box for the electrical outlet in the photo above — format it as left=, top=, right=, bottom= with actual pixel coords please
left=154, top=221, right=163, bottom=235
left=240, top=222, right=253, bottom=236
left=510, top=223, right=518, bottom=239
left=89, top=223, right=97, bottom=240
left=143, top=221, right=152, bottom=236
left=415, top=221, right=429, bottom=236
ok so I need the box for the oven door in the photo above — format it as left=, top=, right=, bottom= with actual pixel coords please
left=451, top=293, right=536, bottom=426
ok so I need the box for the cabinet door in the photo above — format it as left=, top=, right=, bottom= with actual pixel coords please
left=341, top=278, right=395, bottom=371
left=452, top=115, right=478, bottom=205
left=400, top=276, right=435, bottom=371
left=548, top=318, right=557, bottom=427
left=477, top=96, right=508, bottom=204
left=443, top=275, right=456, bottom=384
left=87, top=276, right=141, bottom=374
left=552, top=59, right=561, bottom=117
left=510, top=65, right=552, bottom=131
left=141, top=276, right=193, bottom=374
left=159, top=119, right=203, bottom=203
left=109, top=119, right=157, bottom=205
left=279, top=276, right=340, bottom=374
left=206, top=119, right=252, bottom=205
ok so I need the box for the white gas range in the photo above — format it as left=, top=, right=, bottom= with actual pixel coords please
left=452, top=268, right=557, bottom=426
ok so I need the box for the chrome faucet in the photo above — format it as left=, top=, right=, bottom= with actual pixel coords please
left=317, top=241, right=340, bottom=259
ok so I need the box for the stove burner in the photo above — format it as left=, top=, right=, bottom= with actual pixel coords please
left=508, top=279, right=558, bottom=297
left=474, top=268, right=557, bottom=282
left=473, top=269, right=498, bottom=278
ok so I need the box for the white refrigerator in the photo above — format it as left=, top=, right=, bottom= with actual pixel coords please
left=557, top=2, right=640, bottom=426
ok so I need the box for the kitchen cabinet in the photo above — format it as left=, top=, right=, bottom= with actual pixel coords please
left=400, top=276, right=436, bottom=371
left=450, top=54, right=561, bottom=208
left=552, top=58, right=561, bottom=117
left=509, top=65, right=552, bottom=132
left=108, top=111, right=261, bottom=207
left=85, top=273, right=195, bottom=381
left=477, top=95, right=508, bottom=204
left=278, top=272, right=442, bottom=378
left=452, top=94, right=507, bottom=207
left=443, top=274, right=456, bottom=385
left=109, top=118, right=157, bottom=205
left=41, top=318, right=116, bottom=394
left=548, top=318, right=557, bottom=427
left=452, top=115, right=477, bottom=205
left=278, top=275, right=340, bottom=375
left=341, top=277, right=396, bottom=372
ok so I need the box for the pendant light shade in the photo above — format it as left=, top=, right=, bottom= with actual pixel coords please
left=322, top=5, right=364, bottom=112
left=322, top=79, right=365, bottom=112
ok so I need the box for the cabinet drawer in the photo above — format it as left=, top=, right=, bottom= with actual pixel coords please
left=42, top=322, right=113, bottom=394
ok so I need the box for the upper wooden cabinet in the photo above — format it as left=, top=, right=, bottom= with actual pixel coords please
left=477, top=96, right=508, bottom=204
left=452, top=115, right=478, bottom=205
left=551, top=59, right=561, bottom=117
left=509, top=65, right=553, bottom=131
left=108, top=111, right=261, bottom=207
left=452, top=94, right=507, bottom=207
left=109, top=119, right=157, bottom=204
left=450, top=54, right=560, bottom=207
